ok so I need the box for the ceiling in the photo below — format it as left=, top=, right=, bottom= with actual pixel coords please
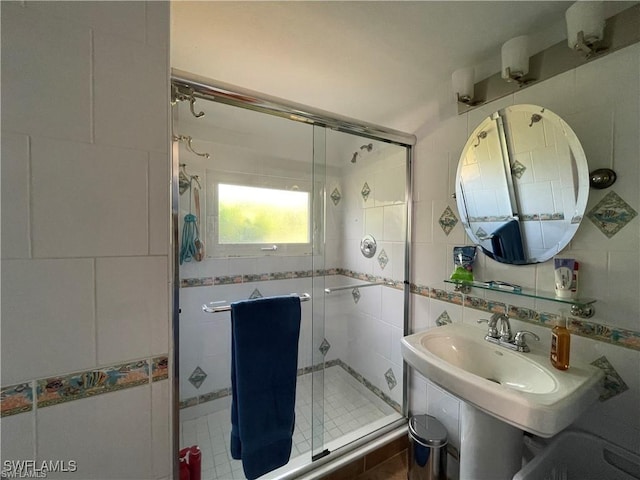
left=171, top=1, right=633, bottom=133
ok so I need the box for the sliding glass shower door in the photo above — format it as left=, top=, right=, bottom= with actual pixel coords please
left=173, top=74, right=411, bottom=479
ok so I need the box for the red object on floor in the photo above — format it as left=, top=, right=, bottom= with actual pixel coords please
left=188, top=446, right=202, bottom=480
left=179, top=448, right=191, bottom=480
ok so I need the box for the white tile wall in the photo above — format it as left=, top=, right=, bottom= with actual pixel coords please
left=1, top=133, right=31, bottom=259
left=1, top=259, right=96, bottom=384
left=96, top=256, right=169, bottom=365
left=1, top=2, right=170, bottom=478
left=30, top=138, right=149, bottom=258
left=37, top=386, right=153, bottom=479
left=1, top=4, right=92, bottom=141
left=0, top=412, right=34, bottom=463
left=410, top=43, right=640, bottom=454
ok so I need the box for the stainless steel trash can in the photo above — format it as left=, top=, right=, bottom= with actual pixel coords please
left=408, top=414, right=448, bottom=480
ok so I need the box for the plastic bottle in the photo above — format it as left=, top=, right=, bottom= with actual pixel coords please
left=550, top=311, right=571, bottom=370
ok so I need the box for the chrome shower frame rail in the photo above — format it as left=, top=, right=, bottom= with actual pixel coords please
left=202, top=293, right=311, bottom=313
left=170, top=69, right=415, bottom=480
left=324, top=282, right=393, bottom=294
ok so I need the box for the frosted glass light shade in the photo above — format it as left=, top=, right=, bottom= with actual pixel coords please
left=452, top=67, right=475, bottom=102
left=501, top=35, right=530, bottom=80
left=566, top=1, right=605, bottom=49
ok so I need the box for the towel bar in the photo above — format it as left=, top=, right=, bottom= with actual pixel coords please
left=202, top=292, right=311, bottom=313
left=324, top=281, right=393, bottom=294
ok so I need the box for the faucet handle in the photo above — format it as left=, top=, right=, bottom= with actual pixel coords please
left=477, top=319, right=499, bottom=338
left=514, top=330, right=540, bottom=352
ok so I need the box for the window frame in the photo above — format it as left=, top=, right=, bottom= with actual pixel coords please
left=206, top=170, right=313, bottom=258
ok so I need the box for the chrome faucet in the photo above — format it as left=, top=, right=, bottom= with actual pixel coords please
left=478, top=313, right=539, bottom=352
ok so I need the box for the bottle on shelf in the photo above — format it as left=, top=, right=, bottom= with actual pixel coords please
left=550, top=310, right=571, bottom=370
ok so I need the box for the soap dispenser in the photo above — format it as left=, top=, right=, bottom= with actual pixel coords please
left=550, top=310, right=571, bottom=370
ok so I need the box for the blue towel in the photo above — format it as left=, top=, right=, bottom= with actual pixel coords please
left=230, top=295, right=301, bottom=480
left=491, top=219, right=526, bottom=263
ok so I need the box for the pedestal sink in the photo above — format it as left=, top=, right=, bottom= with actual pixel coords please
left=401, top=322, right=604, bottom=479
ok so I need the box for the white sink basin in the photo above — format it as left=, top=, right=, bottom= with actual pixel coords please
left=402, top=322, right=604, bottom=437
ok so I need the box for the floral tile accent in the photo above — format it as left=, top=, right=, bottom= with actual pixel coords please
left=410, top=283, right=431, bottom=297
left=290, top=270, right=312, bottom=279
left=37, top=360, right=149, bottom=408
left=181, top=277, right=214, bottom=288
left=152, top=356, right=169, bottom=382
left=431, top=288, right=463, bottom=305
left=1, top=383, right=33, bottom=417
left=464, top=295, right=489, bottom=311
left=438, top=206, right=458, bottom=235
left=361, top=182, right=371, bottom=202
left=188, top=366, right=207, bottom=389
left=319, top=338, right=331, bottom=357
left=475, top=227, right=489, bottom=239
left=249, top=288, right=263, bottom=299
left=436, top=311, right=452, bottom=327
left=384, top=368, right=397, bottom=390
left=377, top=249, right=389, bottom=270
left=199, top=387, right=231, bottom=404
left=352, top=287, right=361, bottom=304
left=214, top=275, right=243, bottom=286
left=507, top=305, right=539, bottom=322
left=587, top=191, right=638, bottom=238
left=591, top=356, right=628, bottom=401
left=244, top=273, right=274, bottom=283
left=180, top=396, right=198, bottom=409
left=511, top=160, right=527, bottom=179
left=330, top=187, right=342, bottom=206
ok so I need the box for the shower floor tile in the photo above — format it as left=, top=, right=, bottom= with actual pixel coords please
left=180, top=365, right=399, bottom=480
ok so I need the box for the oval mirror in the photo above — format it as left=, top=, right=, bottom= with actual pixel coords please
left=455, top=104, right=589, bottom=264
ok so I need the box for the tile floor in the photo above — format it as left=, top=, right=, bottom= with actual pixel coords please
left=180, top=365, right=399, bottom=480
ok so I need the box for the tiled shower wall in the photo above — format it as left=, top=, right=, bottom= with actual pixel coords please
left=178, top=133, right=408, bottom=413
left=409, top=42, right=640, bottom=472
left=1, top=3, right=171, bottom=480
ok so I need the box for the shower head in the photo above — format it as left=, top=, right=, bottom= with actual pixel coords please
left=351, top=144, right=373, bottom=164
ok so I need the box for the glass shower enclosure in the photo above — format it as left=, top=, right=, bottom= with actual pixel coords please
left=172, top=71, right=414, bottom=479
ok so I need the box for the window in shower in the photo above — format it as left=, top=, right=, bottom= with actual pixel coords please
left=210, top=172, right=312, bottom=257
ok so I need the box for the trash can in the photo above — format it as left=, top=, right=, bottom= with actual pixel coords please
left=408, top=414, right=448, bottom=480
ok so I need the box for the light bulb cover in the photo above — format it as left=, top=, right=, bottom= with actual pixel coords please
left=501, top=35, right=530, bottom=80
left=452, top=67, right=475, bottom=103
left=566, top=1, right=605, bottom=49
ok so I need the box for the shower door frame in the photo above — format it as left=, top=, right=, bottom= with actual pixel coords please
left=170, top=68, right=416, bottom=479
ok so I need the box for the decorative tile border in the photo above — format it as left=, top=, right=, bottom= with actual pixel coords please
left=181, top=268, right=405, bottom=293
left=1, top=383, right=33, bottom=417
left=181, top=277, right=214, bottom=288
left=179, top=358, right=401, bottom=414
left=1, top=355, right=170, bottom=417
left=468, top=214, right=565, bottom=222
left=411, top=282, right=640, bottom=352
left=37, top=360, right=149, bottom=408
left=152, top=356, right=169, bottom=382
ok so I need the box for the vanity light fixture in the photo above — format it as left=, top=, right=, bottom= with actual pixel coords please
left=566, top=1, right=606, bottom=57
left=501, top=35, right=532, bottom=85
left=452, top=67, right=479, bottom=105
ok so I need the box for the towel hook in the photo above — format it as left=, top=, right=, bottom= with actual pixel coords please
left=179, top=163, right=201, bottom=190
left=171, top=85, right=205, bottom=118
left=173, top=134, right=210, bottom=159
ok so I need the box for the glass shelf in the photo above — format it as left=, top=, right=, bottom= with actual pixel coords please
left=444, top=279, right=596, bottom=318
